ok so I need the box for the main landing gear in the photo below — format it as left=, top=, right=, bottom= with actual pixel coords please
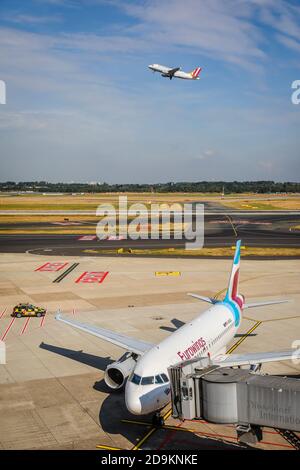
left=250, top=363, right=262, bottom=373
left=152, top=412, right=164, bottom=427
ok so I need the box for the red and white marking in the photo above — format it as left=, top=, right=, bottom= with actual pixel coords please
left=107, top=235, right=125, bottom=241
left=40, top=314, right=47, bottom=328
left=78, top=235, right=97, bottom=241
left=1, top=317, right=16, bottom=341
left=35, top=262, right=68, bottom=272
left=0, top=308, right=7, bottom=319
left=20, top=317, right=31, bottom=336
left=75, top=271, right=109, bottom=284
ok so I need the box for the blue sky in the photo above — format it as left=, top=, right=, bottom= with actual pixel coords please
left=0, top=0, right=299, bottom=183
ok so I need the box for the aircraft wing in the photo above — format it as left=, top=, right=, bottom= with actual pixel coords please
left=212, top=349, right=298, bottom=367
left=55, top=313, right=154, bottom=355
left=167, top=67, right=180, bottom=76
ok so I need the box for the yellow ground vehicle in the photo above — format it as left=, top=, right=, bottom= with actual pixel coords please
left=12, top=303, right=46, bottom=318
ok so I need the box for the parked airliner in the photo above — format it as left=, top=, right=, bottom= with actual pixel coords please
left=148, top=64, right=202, bottom=80
left=56, top=240, right=294, bottom=425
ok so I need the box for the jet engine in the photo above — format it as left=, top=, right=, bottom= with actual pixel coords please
left=104, top=352, right=138, bottom=390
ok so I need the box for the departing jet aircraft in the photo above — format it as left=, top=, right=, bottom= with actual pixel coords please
left=56, top=240, right=294, bottom=425
left=148, top=64, right=202, bottom=80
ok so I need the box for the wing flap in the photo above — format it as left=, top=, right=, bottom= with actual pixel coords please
left=55, top=313, right=153, bottom=355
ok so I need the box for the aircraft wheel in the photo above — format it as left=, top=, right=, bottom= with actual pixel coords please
left=152, top=413, right=164, bottom=427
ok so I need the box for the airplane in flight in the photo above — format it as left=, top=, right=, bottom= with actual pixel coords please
left=148, top=64, right=202, bottom=80
left=56, top=240, right=294, bottom=426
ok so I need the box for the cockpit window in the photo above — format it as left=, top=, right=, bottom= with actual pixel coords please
left=141, top=376, right=154, bottom=385
left=155, top=375, right=163, bottom=384
left=161, top=373, right=169, bottom=383
left=131, top=373, right=142, bottom=385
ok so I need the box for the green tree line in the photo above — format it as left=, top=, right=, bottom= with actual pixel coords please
left=0, top=181, right=300, bottom=193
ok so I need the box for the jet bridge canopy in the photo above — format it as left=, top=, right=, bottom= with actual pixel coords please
left=168, top=357, right=300, bottom=443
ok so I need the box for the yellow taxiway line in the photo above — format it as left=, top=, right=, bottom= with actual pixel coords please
left=96, top=444, right=123, bottom=451
left=227, top=321, right=262, bottom=354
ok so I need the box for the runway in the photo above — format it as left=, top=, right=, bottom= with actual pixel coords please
left=0, top=220, right=300, bottom=256
left=0, top=206, right=300, bottom=257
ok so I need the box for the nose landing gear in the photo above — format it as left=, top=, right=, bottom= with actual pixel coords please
left=152, top=412, right=165, bottom=427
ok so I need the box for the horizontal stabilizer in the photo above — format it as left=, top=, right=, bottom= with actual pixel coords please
left=187, top=293, right=218, bottom=304
left=244, top=299, right=291, bottom=309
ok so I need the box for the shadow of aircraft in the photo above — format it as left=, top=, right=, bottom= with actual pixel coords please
left=97, top=391, right=250, bottom=450
left=160, top=318, right=185, bottom=333
left=234, top=333, right=257, bottom=338
left=39, top=342, right=113, bottom=371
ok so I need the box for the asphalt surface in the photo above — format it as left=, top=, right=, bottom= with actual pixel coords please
left=0, top=202, right=300, bottom=258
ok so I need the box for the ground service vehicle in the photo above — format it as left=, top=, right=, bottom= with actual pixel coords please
left=12, top=303, right=46, bottom=318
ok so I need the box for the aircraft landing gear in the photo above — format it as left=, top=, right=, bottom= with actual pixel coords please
left=250, top=363, right=262, bottom=373
left=152, top=412, right=164, bottom=427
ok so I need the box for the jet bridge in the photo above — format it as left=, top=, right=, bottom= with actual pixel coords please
left=168, top=357, right=300, bottom=445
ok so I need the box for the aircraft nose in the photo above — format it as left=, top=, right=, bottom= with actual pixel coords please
left=125, top=383, right=142, bottom=415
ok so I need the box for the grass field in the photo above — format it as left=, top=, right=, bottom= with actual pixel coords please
left=221, top=199, right=300, bottom=210
left=82, top=246, right=300, bottom=258
left=0, top=215, right=98, bottom=224
left=1, top=192, right=300, bottom=212
left=0, top=192, right=217, bottom=210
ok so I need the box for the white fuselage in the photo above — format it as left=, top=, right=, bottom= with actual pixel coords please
left=125, top=302, right=239, bottom=415
left=148, top=63, right=199, bottom=80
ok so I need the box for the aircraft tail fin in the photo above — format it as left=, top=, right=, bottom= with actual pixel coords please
left=191, top=67, right=202, bottom=78
left=225, top=240, right=244, bottom=308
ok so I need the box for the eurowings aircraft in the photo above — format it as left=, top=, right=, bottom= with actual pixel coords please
left=148, top=64, right=202, bottom=80
left=56, top=240, right=294, bottom=425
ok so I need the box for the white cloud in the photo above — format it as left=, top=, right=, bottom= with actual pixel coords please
left=277, top=34, right=300, bottom=53
left=197, top=149, right=216, bottom=160
left=120, top=0, right=265, bottom=67
left=3, top=13, right=62, bottom=25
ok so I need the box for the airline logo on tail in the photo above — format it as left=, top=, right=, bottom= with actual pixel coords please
left=223, top=240, right=244, bottom=327
left=190, top=67, right=202, bottom=79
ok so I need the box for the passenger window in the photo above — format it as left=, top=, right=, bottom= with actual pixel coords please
left=141, top=376, right=154, bottom=385
left=155, top=375, right=163, bottom=384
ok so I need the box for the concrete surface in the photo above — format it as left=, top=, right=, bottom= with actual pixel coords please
left=0, top=252, right=299, bottom=450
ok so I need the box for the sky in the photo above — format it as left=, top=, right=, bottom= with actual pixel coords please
left=0, top=0, right=299, bottom=183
